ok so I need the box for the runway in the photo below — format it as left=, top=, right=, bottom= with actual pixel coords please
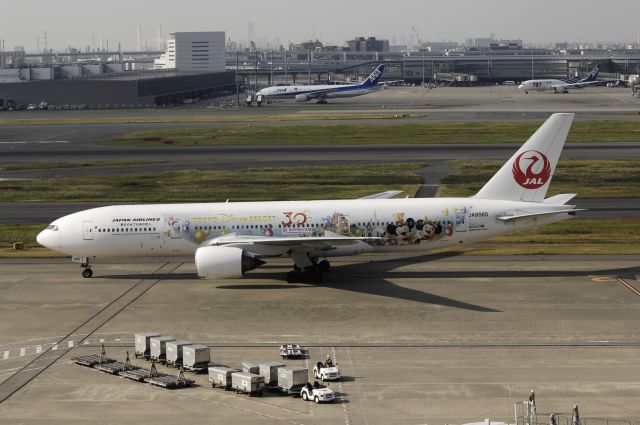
left=0, top=254, right=638, bottom=424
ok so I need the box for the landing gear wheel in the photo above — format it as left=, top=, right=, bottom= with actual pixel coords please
left=82, top=268, right=93, bottom=278
left=318, top=260, right=330, bottom=272
left=286, top=271, right=298, bottom=283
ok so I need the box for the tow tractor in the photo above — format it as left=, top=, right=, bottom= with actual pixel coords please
left=300, top=381, right=335, bottom=403
left=313, top=361, right=341, bottom=381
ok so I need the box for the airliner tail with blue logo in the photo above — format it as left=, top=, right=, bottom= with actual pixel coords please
left=257, top=64, right=391, bottom=103
left=517, top=64, right=615, bottom=93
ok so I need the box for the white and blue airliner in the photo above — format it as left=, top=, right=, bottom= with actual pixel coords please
left=257, top=64, right=388, bottom=103
left=517, top=64, right=613, bottom=94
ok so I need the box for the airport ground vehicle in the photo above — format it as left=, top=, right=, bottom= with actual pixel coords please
left=300, top=382, right=335, bottom=403
left=313, top=362, right=341, bottom=381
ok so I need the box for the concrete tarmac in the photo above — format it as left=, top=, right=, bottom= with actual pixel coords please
left=0, top=254, right=639, bottom=424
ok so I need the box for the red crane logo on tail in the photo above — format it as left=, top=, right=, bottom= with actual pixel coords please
left=512, top=150, right=551, bottom=189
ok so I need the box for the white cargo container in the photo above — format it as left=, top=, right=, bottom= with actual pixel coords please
left=277, top=366, right=308, bottom=395
left=242, top=362, right=259, bottom=374
left=183, top=344, right=210, bottom=370
left=259, top=362, right=286, bottom=385
left=231, top=372, right=265, bottom=396
left=165, top=340, right=192, bottom=366
left=209, top=366, right=240, bottom=389
left=149, top=336, right=175, bottom=362
left=134, top=332, right=161, bottom=359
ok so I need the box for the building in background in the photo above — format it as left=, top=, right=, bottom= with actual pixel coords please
left=154, top=31, right=225, bottom=71
left=346, top=37, right=389, bottom=53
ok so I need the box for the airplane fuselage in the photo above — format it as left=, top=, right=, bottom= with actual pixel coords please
left=257, top=84, right=382, bottom=100
left=518, top=79, right=570, bottom=93
left=38, top=198, right=571, bottom=259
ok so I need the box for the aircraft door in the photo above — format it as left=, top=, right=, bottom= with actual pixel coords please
left=83, top=221, right=95, bottom=240
left=454, top=213, right=467, bottom=232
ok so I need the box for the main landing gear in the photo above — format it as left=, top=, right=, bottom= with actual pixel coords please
left=286, top=260, right=331, bottom=283
left=81, top=259, right=93, bottom=278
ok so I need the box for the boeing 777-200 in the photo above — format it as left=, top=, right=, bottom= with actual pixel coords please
left=38, top=113, right=582, bottom=283
left=256, top=64, right=389, bottom=104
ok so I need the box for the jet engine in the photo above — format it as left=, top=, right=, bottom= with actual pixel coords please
left=295, top=93, right=310, bottom=102
left=195, top=246, right=264, bottom=279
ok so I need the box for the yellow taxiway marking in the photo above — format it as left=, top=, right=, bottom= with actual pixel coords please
left=616, top=278, right=640, bottom=297
left=589, top=275, right=617, bottom=282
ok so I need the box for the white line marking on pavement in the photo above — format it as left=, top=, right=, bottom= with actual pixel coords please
left=2, top=351, right=8, bottom=360
left=52, top=344, right=58, bottom=351
left=67, top=341, right=74, bottom=348
left=36, top=345, right=42, bottom=354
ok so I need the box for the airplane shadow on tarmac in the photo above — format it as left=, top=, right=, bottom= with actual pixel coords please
left=100, top=254, right=640, bottom=313
left=221, top=253, right=501, bottom=313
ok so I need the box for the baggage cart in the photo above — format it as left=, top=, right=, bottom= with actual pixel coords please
left=277, top=366, right=308, bottom=395
left=209, top=366, right=240, bottom=389
left=149, top=336, right=175, bottom=362
left=165, top=340, right=192, bottom=367
left=134, top=332, right=161, bottom=359
left=279, top=344, right=307, bottom=359
left=242, top=362, right=259, bottom=374
left=182, top=344, right=210, bottom=372
left=231, top=371, right=265, bottom=396
left=259, top=362, right=285, bottom=385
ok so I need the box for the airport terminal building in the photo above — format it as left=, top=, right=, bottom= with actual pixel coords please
left=0, top=70, right=235, bottom=107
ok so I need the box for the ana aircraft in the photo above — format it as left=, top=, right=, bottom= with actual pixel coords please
left=256, top=64, right=388, bottom=104
left=518, top=64, right=608, bottom=93
left=38, top=113, right=581, bottom=283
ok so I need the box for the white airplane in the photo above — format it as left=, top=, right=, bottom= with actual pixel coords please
left=518, top=64, right=611, bottom=94
left=256, top=64, right=388, bottom=104
left=38, top=113, right=582, bottom=283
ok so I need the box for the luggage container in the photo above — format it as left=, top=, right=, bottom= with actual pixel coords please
left=165, top=340, right=192, bottom=367
left=277, top=366, right=308, bottom=395
left=209, top=366, right=240, bottom=389
left=149, top=336, right=175, bottom=362
left=259, top=362, right=286, bottom=385
left=231, top=371, right=265, bottom=396
left=242, top=362, right=259, bottom=374
left=134, top=332, right=161, bottom=359
left=183, top=344, right=210, bottom=372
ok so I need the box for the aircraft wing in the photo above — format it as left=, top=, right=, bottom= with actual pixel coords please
left=554, top=80, right=612, bottom=89
left=204, top=232, right=382, bottom=255
left=497, top=208, right=585, bottom=222
left=358, top=190, right=403, bottom=199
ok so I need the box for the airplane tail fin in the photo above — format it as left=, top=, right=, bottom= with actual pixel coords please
left=360, top=64, right=385, bottom=87
left=582, top=64, right=600, bottom=82
left=473, top=113, right=574, bottom=203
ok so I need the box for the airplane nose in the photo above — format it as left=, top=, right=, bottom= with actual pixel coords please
left=518, top=84, right=525, bottom=90
left=36, top=230, right=48, bottom=247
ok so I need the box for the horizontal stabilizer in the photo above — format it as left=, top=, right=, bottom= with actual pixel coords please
left=543, top=193, right=577, bottom=205
left=497, top=209, right=585, bottom=222
left=359, top=190, right=403, bottom=200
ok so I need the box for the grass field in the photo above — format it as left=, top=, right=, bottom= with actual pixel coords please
left=438, top=159, right=640, bottom=198
left=0, top=113, right=423, bottom=127
left=0, top=164, right=423, bottom=202
left=0, top=160, right=164, bottom=171
left=3, top=219, right=639, bottom=257
left=104, top=120, right=640, bottom=146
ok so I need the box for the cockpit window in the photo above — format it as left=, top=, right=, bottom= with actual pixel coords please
left=46, top=225, right=59, bottom=231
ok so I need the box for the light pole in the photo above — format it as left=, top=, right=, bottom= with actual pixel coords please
left=270, top=50, right=273, bottom=86
left=308, top=50, right=312, bottom=84
left=284, top=52, right=288, bottom=85
left=422, top=51, right=425, bottom=86
left=235, top=50, right=239, bottom=107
